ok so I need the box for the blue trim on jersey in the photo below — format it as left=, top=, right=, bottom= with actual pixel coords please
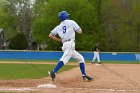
left=50, top=32, right=56, bottom=36
left=75, top=28, right=80, bottom=32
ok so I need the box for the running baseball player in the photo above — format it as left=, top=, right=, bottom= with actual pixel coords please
left=92, top=43, right=102, bottom=64
left=48, top=11, right=93, bottom=82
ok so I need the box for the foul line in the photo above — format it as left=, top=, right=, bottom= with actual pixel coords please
left=0, top=88, right=35, bottom=92
left=60, top=87, right=140, bottom=92
left=0, top=87, right=140, bottom=92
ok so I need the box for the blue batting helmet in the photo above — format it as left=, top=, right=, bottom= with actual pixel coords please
left=58, top=11, right=70, bottom=21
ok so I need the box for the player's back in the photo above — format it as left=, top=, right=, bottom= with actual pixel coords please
left=56, top=19, right=76, bottom=42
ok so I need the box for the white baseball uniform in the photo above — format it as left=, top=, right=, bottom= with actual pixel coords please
left=92, top=45, right=100, bottom=62
left=50, top=19, right=85, bottom=64
left=92, top=51, right=100, bottom=62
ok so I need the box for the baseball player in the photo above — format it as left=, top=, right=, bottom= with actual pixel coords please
left=91, top=43, right=102, bottom=64
left=48, top=11, right=93, bottom=82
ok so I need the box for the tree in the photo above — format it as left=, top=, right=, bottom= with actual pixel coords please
left=9, top=32, right=28, bottom=50
left=0, top=0, right=35, bottom=49
left=32, top=0, right=100, bottom=51
left=101, top=0, right=140, bottom=52
left=0, top=0, right=18, bottom=40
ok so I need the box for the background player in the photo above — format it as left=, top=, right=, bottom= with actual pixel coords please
left=48, top=11, right=93, bottom=82
left=91, top=43, right=102, bottom=64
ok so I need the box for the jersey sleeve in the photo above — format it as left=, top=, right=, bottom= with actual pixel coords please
left=72, top=20, right=81, bottom=32
left=50, top=26, right=58, bottom=36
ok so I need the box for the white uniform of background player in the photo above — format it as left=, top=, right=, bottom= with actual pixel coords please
left=48, top=11, right=93, bottom=82
left=92, top=43, right=101, bottom=64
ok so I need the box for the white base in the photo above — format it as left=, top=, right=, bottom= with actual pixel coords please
left=95, top=64, right=101, bottom=65
left=37, top=83, right=57, bottom=88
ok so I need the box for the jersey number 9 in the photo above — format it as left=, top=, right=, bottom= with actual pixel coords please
left=62, top=26, right=66, bottom=33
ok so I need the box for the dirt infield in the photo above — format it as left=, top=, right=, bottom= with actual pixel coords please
left=0, top=63, right=140, bottom=93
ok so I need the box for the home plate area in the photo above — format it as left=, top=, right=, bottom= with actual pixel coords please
left=37, top=83, right=57, bottom=88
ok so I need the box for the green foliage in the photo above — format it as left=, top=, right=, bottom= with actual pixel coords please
left=9, top=33, right=28, bottom=50
left=0, top=0, right=139, bottom=51
left=0, top=1, right=18, bottom=40
left=101, top=0, right=140, bottom=52
left=32, top=0, right=100, bottom=51
left=0, top=0, right=34, bottom=44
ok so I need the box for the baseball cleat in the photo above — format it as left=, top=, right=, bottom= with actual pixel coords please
left=98, top=62, right=102, bottom=64
left=83, top=76, right=93, bottom=82
left=48, top=71, right=55, bottom=81
left=91, top=62, right=95, bottom=64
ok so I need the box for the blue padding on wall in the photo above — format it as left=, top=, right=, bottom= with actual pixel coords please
left=0, top=51, right=139, bottom=61
left=80, top=52, right=138, bottom=61
left=100, top=53, right=136, bottom=61
left=0, top=51, right=62, bottom=60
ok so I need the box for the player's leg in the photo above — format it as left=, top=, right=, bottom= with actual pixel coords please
left=49, top=41, right=74, bottom=81
left=92, top=51, right=97, bottom=63
left=49, top=49, right=73, bottom=81
left=72, top=51, right=86, bottom=76
left=96, top=52, right=101, bottom=64
left=72, top=50, right=93, bottom=82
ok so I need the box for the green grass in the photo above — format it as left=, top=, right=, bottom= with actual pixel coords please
left=0, top=60, right=139, bottom=64
left=0, top=59, right=57, bottom=62
left=0, top=59, right=77, bottom=62
left=0, top=63, right=77, bottom=80
left=0, top=60, right=139, bottom=80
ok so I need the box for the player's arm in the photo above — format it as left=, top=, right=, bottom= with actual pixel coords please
left=72, top=20, right=82, bottom=33
left=76, top=28, right=82, bottom=33
left=96, top=48, right=100, bottom=52
left=49, top=33, right=62, bottom=42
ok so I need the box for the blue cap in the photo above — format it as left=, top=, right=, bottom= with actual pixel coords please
left=58, top=11, right=70, bottom=21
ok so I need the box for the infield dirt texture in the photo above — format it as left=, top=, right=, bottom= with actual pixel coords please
left=0, top=62, right=140, bottom=93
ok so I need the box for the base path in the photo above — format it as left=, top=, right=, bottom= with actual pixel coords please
left=0, top=63, right=140, bottom=93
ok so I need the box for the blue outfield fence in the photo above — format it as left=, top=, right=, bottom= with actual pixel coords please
left=0, top=51, right=139, bottom=62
